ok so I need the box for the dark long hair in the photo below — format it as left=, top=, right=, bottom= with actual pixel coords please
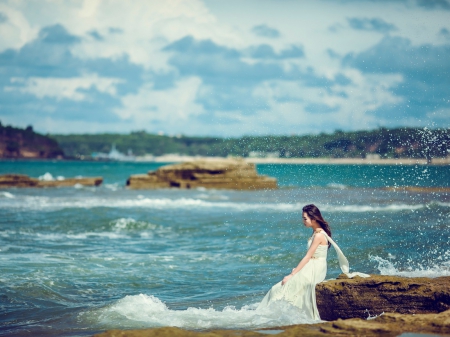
left=302, top=204, right=332, bottom=247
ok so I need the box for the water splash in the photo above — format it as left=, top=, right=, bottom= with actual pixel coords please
left=80, top=294, right=318, bottom=330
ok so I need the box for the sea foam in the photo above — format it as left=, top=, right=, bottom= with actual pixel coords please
left=82, top=294, right=317, bottom=330
left=371, top=254, right=450, bottom=278
left=1, top=195, right=449, bottom=213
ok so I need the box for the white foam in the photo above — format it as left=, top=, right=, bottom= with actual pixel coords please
left=327, top=183, right=347, bottom=189
left=0, top=192, right=15, bottom=198
left=83, top=294, right=317, bottom=330
left=1, top=195, right=449, bottom=213
left=38, top=172, right=55, bottom=181
left=370, top=255, right=450, bottom=278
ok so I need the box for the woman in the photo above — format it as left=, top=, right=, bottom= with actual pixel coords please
left=257, top=204, right=369, bottom=320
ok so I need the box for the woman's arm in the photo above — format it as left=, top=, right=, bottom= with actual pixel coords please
left=281, top=233, right=325, bottom=285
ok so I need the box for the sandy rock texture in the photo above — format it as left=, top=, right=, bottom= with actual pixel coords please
left=0, top=174, right=103, bottom=188
left=126, top=159, right=277, bottom=190
left=316, top=274, right=450, bottom=321
left=93, top=309, right=450, bottom=337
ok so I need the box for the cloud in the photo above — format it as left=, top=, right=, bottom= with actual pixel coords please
left=347, top=17, right=397, bottom=33
left=0, top=23, right=144, bottom=132
left=162, top=35, right=352, bottom=115
left=343, top=36, right=450, bottom=121
left=6, top=75, right=122, bottom=101
left=416, top=0, right=450, bottom=10
left=88, top=30, right=104, bottom=41
left=251, top=24, right=280, bottom=38
left=439, top=27, right=450, bottom=39
left=39, top=24, right=80, bottom=44
left=248, top=44, right=304, bottom=59
left=0, top=12, right=7, bottom=23
left=114, top=77, right=206, bottom=132
left=0, top=0, right=449, bottom=135
left=304, top=103, right=340, bottom=113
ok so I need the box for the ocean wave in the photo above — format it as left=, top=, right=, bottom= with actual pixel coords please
left=38, top=172, right=65, bottom=181
left=370, top=255, right=450, bottom=278
left=0, top=191, right=15, bottom=198
left=81, top=294, right=317, bottom=330
left=1, top=195, right=449, bottom=213
left=326, top=183, right=348, bottom=189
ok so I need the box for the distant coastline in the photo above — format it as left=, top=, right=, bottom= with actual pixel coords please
left=245, top=156, right=450, bottom=165
left=2, top=155, right=449, bottom=165
left=132, top=154, right=450, bottom=165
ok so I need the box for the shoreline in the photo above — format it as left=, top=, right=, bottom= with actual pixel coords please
left=245, top=157, right=450, bottom=165
left=1, top=156, right=450, bottom=165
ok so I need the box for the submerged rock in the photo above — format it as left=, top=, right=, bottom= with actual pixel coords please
left=0, top=174, right=103, bottom=188
left=316, top=274, right=450, bottom=321
left=126, top=158, right=277, bottom=190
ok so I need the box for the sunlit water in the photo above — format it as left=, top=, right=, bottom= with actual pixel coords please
left=0, top=161, right=449, bottom=336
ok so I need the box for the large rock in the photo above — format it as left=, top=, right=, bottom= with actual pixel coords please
left=0, top=174, right=103, bottom=188
left=0, top=174, right=39, bottom=187
left=126, top=159, right=277, bottom=190
left=93, top=309, right=450, bottom=337
left=316, top=274, right=450, bottom=321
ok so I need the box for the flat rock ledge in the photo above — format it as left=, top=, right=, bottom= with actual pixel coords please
left=93, top=275, right=450, bottom=337
left=0, top=174, right=103, bottom=188
left=126, top=158, right=277, bottom=190
left=316, top=274, right=450, bottom=320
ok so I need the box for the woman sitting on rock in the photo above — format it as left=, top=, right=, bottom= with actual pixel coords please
left=257, top=204, right=369, bottom=320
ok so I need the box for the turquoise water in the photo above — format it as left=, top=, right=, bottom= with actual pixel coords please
left=0, top=161, right=449, bottom=336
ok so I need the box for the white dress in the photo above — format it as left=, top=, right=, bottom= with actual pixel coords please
left=257, top=231, right=369, bottom=320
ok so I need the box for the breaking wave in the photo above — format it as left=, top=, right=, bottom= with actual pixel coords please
left=1, top=195, right=449, bottom=213
left=80, top=294, right=317, bottom=330
left=370, top=254, right=450, bottom=278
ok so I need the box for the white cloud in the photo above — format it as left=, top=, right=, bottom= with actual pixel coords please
left=5, top=74, right=122, bottom=101
left=114, top=76, right=205, bottom=131
left=0, top=0, right=449, bottom=135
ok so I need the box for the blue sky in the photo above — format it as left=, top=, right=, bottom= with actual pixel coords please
left=0, top=0, right=449, bottom=136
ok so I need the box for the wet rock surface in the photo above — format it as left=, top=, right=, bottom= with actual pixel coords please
left=0, top=174, right=103, bottom=188
left=316, top=274, right=450, bottom=321
left=126, top=159, right=277, bottom=190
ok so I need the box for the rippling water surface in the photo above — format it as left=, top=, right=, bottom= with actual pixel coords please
left=0, top=161, right=449, bottom=336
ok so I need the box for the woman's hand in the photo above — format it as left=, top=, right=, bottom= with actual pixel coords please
left=282, top=274, right=293, bottom=285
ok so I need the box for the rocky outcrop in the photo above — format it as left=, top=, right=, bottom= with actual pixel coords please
left=126, top=159, right=277, bottom=190
left=93, top=309, right=450, bottom=337
left=316, top=274, right=450, bottom=321
left=0, top=123, right=64, bottom=158
left=0, top=174, right=103, bottom=188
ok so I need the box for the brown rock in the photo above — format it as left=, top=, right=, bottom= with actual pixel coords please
left=92, top=310, right=450, bottom=337
left=316, top=274, right=450, bottom=321
left=37, top=176, right=103, bottom=187
left=0, top=174, right=103, bottom=188
left=126, top=159, right=277, bottom=190
left=0, top=174, right=38, bottom=187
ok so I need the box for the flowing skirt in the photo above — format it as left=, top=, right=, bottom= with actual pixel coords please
left=257, top=257, right=327, bottom=320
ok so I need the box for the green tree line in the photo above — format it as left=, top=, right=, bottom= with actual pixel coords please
left=51, top=127, right=449, bottom=160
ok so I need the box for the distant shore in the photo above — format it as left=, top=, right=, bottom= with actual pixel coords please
left=245, top=157, right=450, bottom=165
left=1, top=156, right=449, bottom=165
left=134, top=154, right=450, bottom=165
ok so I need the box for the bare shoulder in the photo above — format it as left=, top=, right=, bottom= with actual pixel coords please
left=313, top=230, right=328, bottom=245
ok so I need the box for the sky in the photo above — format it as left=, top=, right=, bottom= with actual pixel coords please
left=0, top=0, right=449, bottom=136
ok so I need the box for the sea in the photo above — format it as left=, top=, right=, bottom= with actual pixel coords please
left=0, top=160, right=449, bottom=336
